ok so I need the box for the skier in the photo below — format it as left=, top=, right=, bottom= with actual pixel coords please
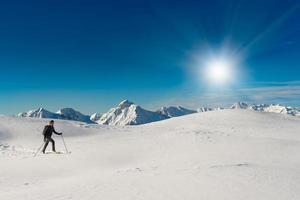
left=42, top=120, right=62, bottom=153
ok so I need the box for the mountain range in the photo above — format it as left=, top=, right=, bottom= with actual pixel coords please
left=17, top=100, right=300, bottom=125
left=18, top=107, right=93, bottom=124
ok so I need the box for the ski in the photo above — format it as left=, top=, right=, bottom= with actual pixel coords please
left=44, top=151, right=71, bottom=154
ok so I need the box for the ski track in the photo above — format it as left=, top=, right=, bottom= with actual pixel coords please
left=1, top=110, right=300, bottom=200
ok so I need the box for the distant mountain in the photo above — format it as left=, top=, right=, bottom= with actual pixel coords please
left=57, top=108, right=93, bottom=123
left=157, top=106, right=196, bottom=117
left=90, top=113, right=102, bottom=122
left=18, top=108, right=61, bottom=119
left=97, top=100, right=169, bottom=125
left=248, top=104, right=270, bottom=111
left=197, top=107, right=213, bottom=112
left=263, top=104, right=299, bottom=116
left=230, top=102, right=300, bottom=117
left=18, top=107, right=93, bottom=123
left=230, top=102, right=249, bottom=109
left=213, top=107, right=225, bottom=111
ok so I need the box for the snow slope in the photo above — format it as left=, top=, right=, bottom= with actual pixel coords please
left=1, top=109, right=300, bottom=200
left=97, top=100, right=169, bottom=125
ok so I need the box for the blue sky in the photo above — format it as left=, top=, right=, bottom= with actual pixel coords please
left=0, top=0, right=300, bottom=115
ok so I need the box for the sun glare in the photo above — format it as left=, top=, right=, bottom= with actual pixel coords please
left=206, top=59, right=232, bottom=84
left=190, top=47, right=243, bottom=88
left=200, top=55, right=238, bottom=87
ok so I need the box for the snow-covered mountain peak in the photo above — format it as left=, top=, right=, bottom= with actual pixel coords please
left=18, top=107, right=60, bottom=119
left=118, top=100, right=134, bottom=109
left=230, top=102, right=249, bottom=109
left=57, top=108, right=75, bottom=115
left=157, top=106, right=196, bottom=117
left=248, top=104, right=269, bottom=111
left=263, top=104, right=297, bottom=115
left=97, top=101, right=168, bottom=125
left=29, top=107, right=47, bottom=114
left=36, top=107, right=45, bottom=112
left=16, top=101, right=300, bottom=126
left=17, top=107, right=93, bottom=123
left=56, top=108, right=93, bottom=123
left=90, top=113, right=102, bottom=122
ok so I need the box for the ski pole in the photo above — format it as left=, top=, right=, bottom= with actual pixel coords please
left=61, top=134, right=69, bottom=154
left=33, top=142, right=45, bottom=157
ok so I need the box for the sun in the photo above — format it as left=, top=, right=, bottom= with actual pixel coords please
left=203, top=57, right=236, bottom=86
left=191, top=48, right=242, bottom=88
left=207, top=60, right=231, bottom=84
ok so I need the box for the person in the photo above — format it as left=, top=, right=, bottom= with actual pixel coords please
left=42, top=120, right=62, bottom=153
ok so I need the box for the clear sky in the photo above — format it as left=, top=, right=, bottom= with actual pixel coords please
left=0, top=0, right=300, bottom=115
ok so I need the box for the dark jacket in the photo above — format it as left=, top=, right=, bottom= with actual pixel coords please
left=43, top=125, right=61, bottom=138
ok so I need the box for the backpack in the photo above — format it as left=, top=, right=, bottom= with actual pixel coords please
left=42, top=125, right=51, bottom=136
